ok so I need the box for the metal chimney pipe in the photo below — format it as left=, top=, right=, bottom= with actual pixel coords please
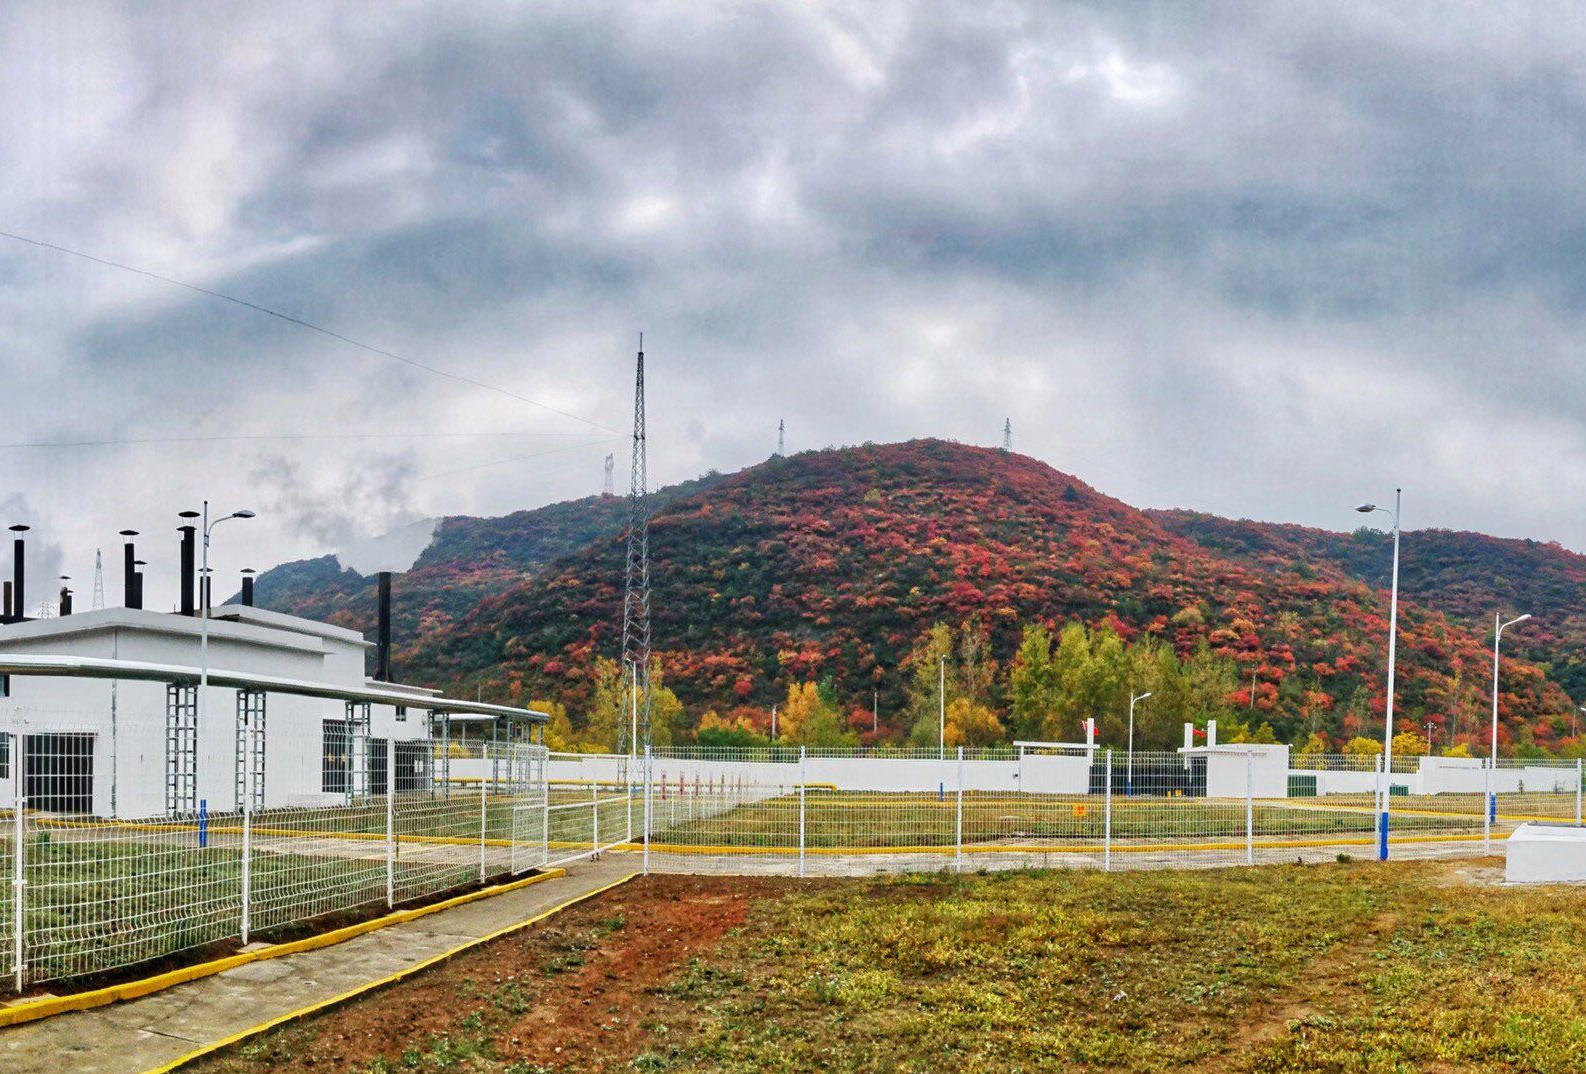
left=120, top=530, right=140, bottom=608
left=240, top=568, right=256, bottom=607
left=133, top=560, right=146, bottom=611
left=2, top=580, right=10, bottom=621
left=59, top=582, right=71, bottom=617
left=375, top=570, right=392, bottom=682
left=9, top=524, right=28, bottom=624
left=178, top=513, right=198, bottom=616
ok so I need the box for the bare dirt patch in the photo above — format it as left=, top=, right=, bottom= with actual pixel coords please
left=191, top=873, right=791, bottom=1074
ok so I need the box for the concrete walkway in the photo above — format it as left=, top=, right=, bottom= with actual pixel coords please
left=0, top=856, right=639, bottom=1074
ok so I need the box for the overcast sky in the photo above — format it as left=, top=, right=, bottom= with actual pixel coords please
left=4, top=1, right=1586, bottom=610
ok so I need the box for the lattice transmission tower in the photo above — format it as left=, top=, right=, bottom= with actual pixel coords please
left=1003, top=418, right=1012, bottom=451
left=602, top=453, right=615, bottom=496
left=619, top=336, right=652, bottom=754
left=776, top=418, right=784, bottom=457
left=92, top=549, right=105, bottom=610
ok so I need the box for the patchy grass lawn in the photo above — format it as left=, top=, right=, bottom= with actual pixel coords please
left=190, top=859, right=1586, bottom=1073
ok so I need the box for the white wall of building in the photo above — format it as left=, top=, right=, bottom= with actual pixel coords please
left=0, top=607, right=435, bottom=817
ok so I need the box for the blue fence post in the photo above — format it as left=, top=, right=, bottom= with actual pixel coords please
left=199, top=799, right=208, bottom=849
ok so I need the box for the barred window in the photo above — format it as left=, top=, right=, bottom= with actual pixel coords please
left=322, top=719, right=350, bottom=794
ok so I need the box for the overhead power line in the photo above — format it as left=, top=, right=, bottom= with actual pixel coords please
left=0, top=228, right=621, bottom=434
left=0, top=430, right=610, bottom=449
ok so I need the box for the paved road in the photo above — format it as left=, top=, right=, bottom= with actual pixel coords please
left=0, top=857, right=637, bottom=1074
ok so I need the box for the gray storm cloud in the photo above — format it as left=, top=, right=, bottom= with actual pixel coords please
left=3, top=0, right=1586, bottom=592
left=249, top=454, right=437, bottom=575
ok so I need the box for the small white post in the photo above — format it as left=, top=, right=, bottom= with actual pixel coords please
left=642, top=746, right=652, bottom=875
left=1103, top=748, right=1113, bottom=873
left=799, top=745, right=807, bottom=878
left=626, top=757, right=634, bottom=847
left=540, top=750, right=550, bottom=869
left=1245, top=749, right=1254, bottom=866
left=590, top=769, right=599, bottom=858
left=1483, top=761, right=1492, bottom=855
left=955, top=745, right=964, bottom=874
left=241, top=781, right=252, bottom=946
left=386, top=738, right=396, bottom=908
left=12, top=729, right=24, bottom=994
left=480, top=768, right=489, bottom=882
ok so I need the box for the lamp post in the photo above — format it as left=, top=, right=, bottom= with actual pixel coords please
left=1490, top=612, right=1531, bottom=821
left=1127, top=691, right=1151, bottom=796
left=193, top=503, right=255, bottom=782
left=624, top=657, right=638, bottom=759
left=938, top=656, right=946, bottom=760
left=1356, top=490, right=1401, bottom=860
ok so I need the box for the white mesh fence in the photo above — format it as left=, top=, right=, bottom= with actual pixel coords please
left=5, top=707, right=1583, bottom=996
left=0, top=708, right=566, bottom=995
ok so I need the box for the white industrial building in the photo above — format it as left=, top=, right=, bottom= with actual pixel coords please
left=0, top=529, right=542, bottom=819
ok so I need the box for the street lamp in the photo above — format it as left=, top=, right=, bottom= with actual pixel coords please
left=1356, top=490, right=1401, bottom=861
left=1489, top=612, right=1531, bottom=821
left=938, top=656, right=946, bottom=760
left=1127, top=691, right=1151, bottom=797
left=623, top=657, right=639, bottom=758
left=192, top=503, right=255, bottom=803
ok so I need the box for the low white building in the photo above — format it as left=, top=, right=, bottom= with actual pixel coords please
left=0, top=604, right=538, bottom=818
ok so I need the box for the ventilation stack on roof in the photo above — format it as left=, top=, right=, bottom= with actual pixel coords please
left=178, top=512, right=198, bottom=616
left=120, top=530, right=141, bottom=609
left=9, top=524, right=28, bottom=623
left=375, top=570, right=392, bottom=682
left=240, top=568, right=256, bottom=607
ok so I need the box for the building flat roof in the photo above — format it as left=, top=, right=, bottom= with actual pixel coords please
left=0, top=653, right=546, bottom=722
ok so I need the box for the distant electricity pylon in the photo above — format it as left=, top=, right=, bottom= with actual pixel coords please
left=602, top=454, right=615, bottom=496
left=92, top=549, right=105, bottom=610
left=776, top=418, right=785, bottom=457
left=620, top=336, right=653, bottom=754
left=1003, top=418, right=1012, bottom=452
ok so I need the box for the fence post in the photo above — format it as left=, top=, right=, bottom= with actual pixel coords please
left=1103, top=749, right=1112, bottom=873
left=480, top=763, right=489, bottom=883
left=12, top=730, right=24, bottom=994
left=590, top=768, right=600, bottom=858
left=1576, top=758, right=1582, bottom=827
left=642, top=746, right=652, bottom=876
left=955, top=746, right=964, bottom=874
left=1483, top=761, right=1492, bottom=855
left=241, top=790, right=252, bottom=946
left=1245, top=749, right=1254, bottom=866
left=1376, top=753, right=1388, bottom=862
left=386, top=738, right=395, bottom=909
left=541, top=751, right=551, bottom=869
left=798, top=746, right=807, bottom=878
left=626, top=756, right=634, bottom=847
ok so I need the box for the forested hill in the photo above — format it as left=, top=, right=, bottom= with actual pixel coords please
left=253, top=439, right=1582, bottom=752
left=1152, top=510, right=1586, bottom=702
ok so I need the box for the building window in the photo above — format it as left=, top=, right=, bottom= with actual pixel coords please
left=322, top=719, right=350, bottom=795
left=0, top=674, right=9, bottom=698
left=0, top=732, right=8, bottom=779
left=24, top=733, right=94, bottom=813
left=396, top=705, right=407, bottom=723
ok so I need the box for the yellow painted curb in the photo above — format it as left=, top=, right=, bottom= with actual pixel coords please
left=633, top=831, right=1491, bottom=856
left=140, top=870, right=641, bottom=1074
left=0, top=868, right=567, bottom=1029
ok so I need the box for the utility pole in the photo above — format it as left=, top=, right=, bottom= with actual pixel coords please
left=620, top=337, right=653, bottom=753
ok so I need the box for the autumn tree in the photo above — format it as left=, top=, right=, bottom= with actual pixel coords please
left=533, top=698, right=576, bottom=752
left=944, top=697, right=1005, bottom=748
